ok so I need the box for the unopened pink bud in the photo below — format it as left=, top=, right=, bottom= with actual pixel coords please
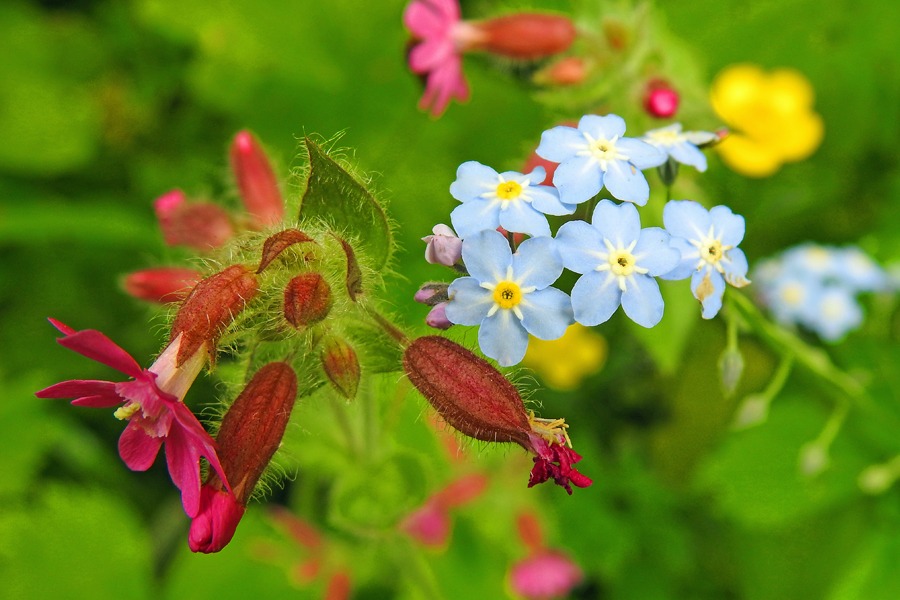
left=123, top=267, right=202, bottom=303
left=170, top=265, right=259, bottom=366
left=153, top=190, right=234, bottom=249
left=188, top=484, right=246, bottom=553
left=423, top=224, right=462, bottom=266
left=476, top=14, right=576, bottom=60
left=230, top=130, right=284, bottom=228
left=425, top=303, right=453, bottom=330
left=643, top=79, right=680, bottom=119
left=414, top=282, right=450, bottom=305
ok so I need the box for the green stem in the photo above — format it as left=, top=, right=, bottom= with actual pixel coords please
left=327, top=394, right=362, bottom=458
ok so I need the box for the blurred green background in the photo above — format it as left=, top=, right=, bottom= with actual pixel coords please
left=2, top=0, right=900, bottom=598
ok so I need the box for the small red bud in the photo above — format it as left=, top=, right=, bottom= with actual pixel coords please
left=283, top=273, right=332, bottom=328
left=403, top=336, right=532, bottom=448
left=257, top=228, right=316, bottom=273
left=170, top=265, right=259, bottom=366
left=230, top=130, right=285, bottom=228
left=321, top=337, right=360, bottom=400
left=123, top=267, right=202, bottom=303
left=644, top=79, right=680, bottom=119
left=476, top=14, right=576, bottom=60
left=154, top=190, right=234, bottom=250
left=537, top=56, right=587, bottom=87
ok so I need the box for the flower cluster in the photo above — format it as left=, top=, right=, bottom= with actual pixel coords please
left=416, top=113, right=749, bottom=367
left=753, top=243, right=887, bottom=341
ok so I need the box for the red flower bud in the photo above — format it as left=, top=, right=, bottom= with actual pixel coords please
left=170, top=265, right=259, bottom=366
left=230, top=130, right=284, bottom=228
left=154, top=189, right=234, bottom=250
left=404, top=336, right=593, bottom=494
left=189, top=362, right=298, bottom=553
left=257, top=228, right=316, bottom=274
left=283, top=273, right=332, bottom=328
left=536, top=57, right=587, bottom=87
left=476, top=14, right=576, bottom=60
left=320, top=337, right=360, bottom=400
left=123, top=267, right=202, bottom=303
left=403, top=336, right=531, bottom=447
left=643, top=79, right=680, bottom=119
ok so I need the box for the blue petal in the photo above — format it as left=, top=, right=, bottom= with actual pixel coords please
left=524, top=166, right=546, bottom=185
left=616, top=138, right=667, bottom=169
left=445, top=278, right=493, bottom=325
left=570, top=271, right=622, bottom=326
left=633, top=227, right=681, bottom=276
left=691, top=269, right=726, bottom=319
left=621, top=275, right=665, bottom=328
left=591, top=199, right=640, bottom=247
left=450, top=200, right=500, bottom=239
left=663, top=200, right=710, bottom=241
left=512, top=236, right=563, bottom=289
left=460, top=230, right=512, bottom=284
left=449, top=161, right=498, bottom=202
left=520, top=287, right=573, bottom=339
left=536, top=125, right=585, bottom=162
left=578, top=114, right=626, bottom=140
left=527, top=185, right=575, bottom=216
left=710, top=205, right=746, bottom=247
left=555, top=220, right=604, bottom=274
left=498, top=203, right=551, bottom=238
left=658, top=237, right=698, bottom=280
left=722, top=248, right=751, bottom=287
left=478, top=309, right=529, bottom=366
left=553, top=155, right=603, bottom=205
left=668, top=142, right=707, bottom=172
left=603, top=159, right=650, bottom=205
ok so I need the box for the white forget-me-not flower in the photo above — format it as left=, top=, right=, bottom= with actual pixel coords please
left=535, top=114, right=667, bottom=206
left=661, top=200, right=750, bottom=319
left=449, top=161, right=575, bottom=239
left=555, top=199, right=680, bottom=328
left=445, top=230, right=573, bottom=366
left=642, top=123, right=717, bottom=172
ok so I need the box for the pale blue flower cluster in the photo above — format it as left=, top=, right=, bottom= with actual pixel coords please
left=753, top=243, right=887, bottom=341
left=419, top=112, right=745, bottom=366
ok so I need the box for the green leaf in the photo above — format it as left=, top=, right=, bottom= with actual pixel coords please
left=299, top=138, right=392, bottom=269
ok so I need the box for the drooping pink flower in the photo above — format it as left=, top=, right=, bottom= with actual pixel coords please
left=35, top=319, right=227, bottom=518
left=153, top=189, right=234, bottom=250
left=230, top=130, right=285, bottom=228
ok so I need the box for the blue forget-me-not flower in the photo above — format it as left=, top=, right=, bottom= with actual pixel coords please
left=449, top=161, right=575, bottom=239
left=555, top=199, right=680, bottom=328
left=445, top=230, right=573, bottom=366
left=662, top=200, right=750, bottom=319
left=536, top=114, right=667, bottom=206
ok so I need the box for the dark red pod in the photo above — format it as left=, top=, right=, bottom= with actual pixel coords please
left=284, top=273, right=332, bottom=328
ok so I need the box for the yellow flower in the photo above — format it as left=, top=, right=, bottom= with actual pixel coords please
left=710, top=64, right=824, bottom=177
left=522, top=324, right=607, bottom=391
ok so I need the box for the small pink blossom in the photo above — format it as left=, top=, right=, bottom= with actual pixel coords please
left=425, top=303, right=453, bottom=330
left=527, top=434, right=593, bottom=495
left=509, top=550, right=584, bottom=600
left=35, top=319, right=228, bottom=518
left=153, top=189, right=234, bottom=250
left=401, top=473, right=488, bottom=547
left=403, top=0, right=473, bottom=116
left=230, top=130, right=285, bottom=228
left=423, top=224, right=462, bottom=266
left=188, top=484, right=246, bottom=553
left=123, top=267, right=202, bottom=304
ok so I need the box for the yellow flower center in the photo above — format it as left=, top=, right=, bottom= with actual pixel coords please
left=609, top=250, right=637, bottom=276
left=492, top=280, right=523, bottom=309
left=496, top=181, right=522, bottom=200
left=700, top=240, right=724, bottom=264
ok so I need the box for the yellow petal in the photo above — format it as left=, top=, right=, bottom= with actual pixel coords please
left=710, top=64, right=765, bottom=123
left=715, top=134, right=783, bottom=178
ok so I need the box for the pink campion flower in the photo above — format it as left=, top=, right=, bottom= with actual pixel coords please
left=153, top=189, right=234, bottom=250
left=123, top=267, right=202, bottom=304
left=509, top=511, right=584, bottom=600
left=35, top=319, right=228, bottom=518
left=230, top=130, right=285, bottom=228
left=401, top=473, right=488, bottom=547
left=403, top=0, right=576, bottom=116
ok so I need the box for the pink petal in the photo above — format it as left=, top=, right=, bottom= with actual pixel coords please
left=118, top=422, right=163, bottom=471
left=165, top=424, right=203, bottom=517
left=409, top=38, right=454, bottom=73
left=35, top=379, right=122, bottom=407
left=52, top=324, right=143, bottom=378
left=188, top=485, right=246, bottom=553
left=420, top=58, right=468, bottom=116
left=510, top=551, right=583, bottom=600
left=170, top=402, right=229, bottom=491
left=403, top=0, right=458, bottom=37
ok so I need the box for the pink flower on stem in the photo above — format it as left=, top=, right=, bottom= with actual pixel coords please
left=401, top=473, right=488, bottom=547
left=230, top=130, right=285, bottom=228
left=123, top=267, right=202, bottom=304
left=153, top=189, right=234, bottom=250
left=403, top=0, right=576, bottom=116
left=35, top=319, right=228, bottom=518
left=509, top=512, right=584, bottom=600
